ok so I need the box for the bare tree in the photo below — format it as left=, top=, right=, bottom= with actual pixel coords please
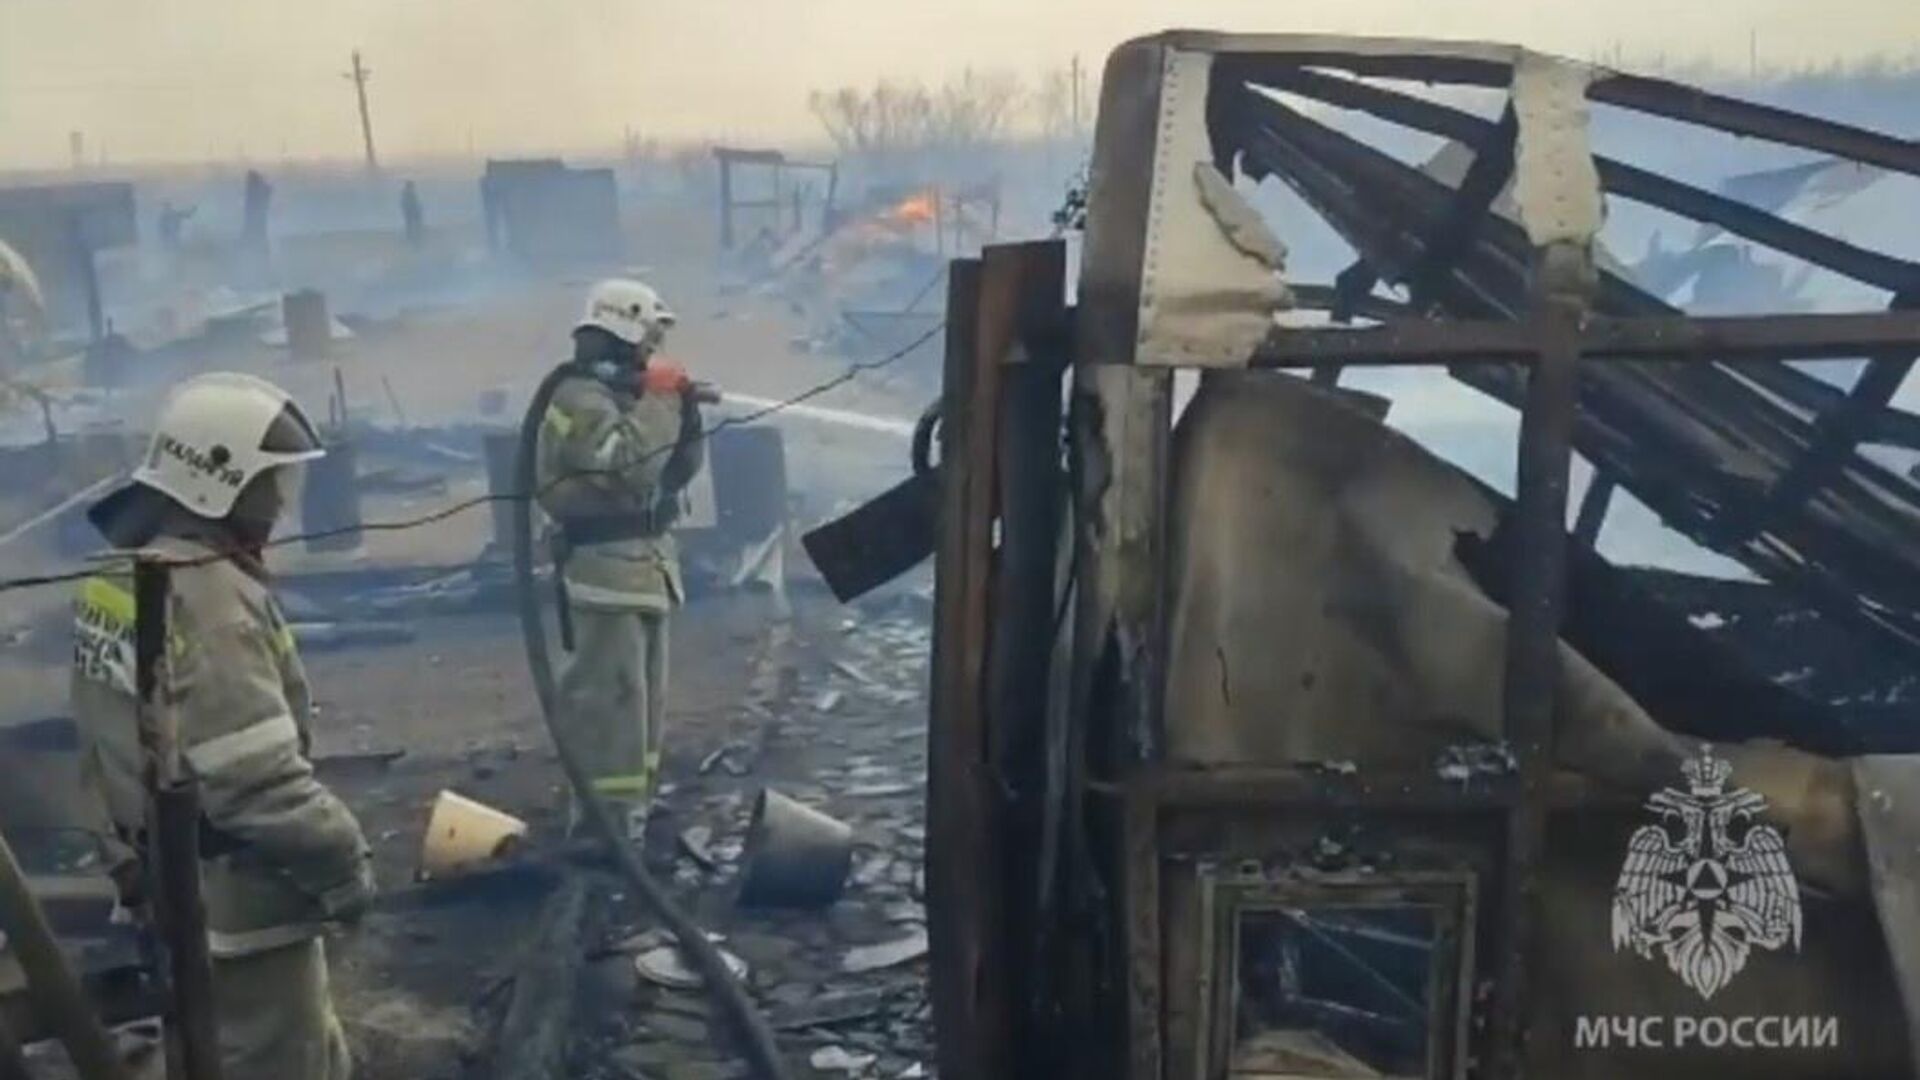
left=1035, top=66, right=1075, bottom=141
left=808, top=70, right=1028, bottom=159
left=872, top=80, right=935, bottom=152
left=930, top=69, right=1026, bottom=150
left=809, top=86, right=878, bottom=155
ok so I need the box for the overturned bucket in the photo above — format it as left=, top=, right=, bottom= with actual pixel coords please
left=419, top=790, right=529, bottom=879
left=735, top=788, right=853, bottom=908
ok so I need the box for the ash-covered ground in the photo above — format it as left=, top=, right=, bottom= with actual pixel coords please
left=309, top=582, right=936, bottom=1080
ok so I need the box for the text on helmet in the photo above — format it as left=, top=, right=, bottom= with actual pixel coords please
left=593, top=299, right=646, bottom=322
left=152, top=435, right=245, bottom=488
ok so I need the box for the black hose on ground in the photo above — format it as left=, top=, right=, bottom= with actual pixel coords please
left=511, top=366, right=794, bottom=1080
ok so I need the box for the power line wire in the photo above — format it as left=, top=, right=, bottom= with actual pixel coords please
left=0, top=323, right=944, bottom=597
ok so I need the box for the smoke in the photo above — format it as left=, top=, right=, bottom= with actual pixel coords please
left=1, top=0, right=1914, bottom=168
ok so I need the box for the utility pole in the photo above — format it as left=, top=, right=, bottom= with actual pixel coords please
left=1069, top=55, right=1082, bottom=140
left=344, top=50, right=379, bottom=176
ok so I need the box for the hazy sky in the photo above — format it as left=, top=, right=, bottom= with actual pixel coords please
left=3, top=0, right=1916, bottom=167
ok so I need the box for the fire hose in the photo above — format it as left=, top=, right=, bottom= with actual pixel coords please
left=511, top=365, right=794, bottom=1080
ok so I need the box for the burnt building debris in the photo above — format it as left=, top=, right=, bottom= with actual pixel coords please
left=714, top=146, right=839, bottom=252
left=791, top=31, right=1920, bottom=1080
left=0, top=183, right=137, bottom=342
left=241, top=168, right=273, bottom=265
left=479, top=159, right=622, bottom=267
left=2, top=23, right=1918, bottom=1080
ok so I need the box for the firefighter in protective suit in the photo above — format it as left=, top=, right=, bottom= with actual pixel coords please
left=536, top=279, right=705, bottom=843
left=72, top=372, right=373, bottom=1080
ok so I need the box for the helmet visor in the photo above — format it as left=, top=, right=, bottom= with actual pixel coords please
left=259, top=401, right=325, bottom=457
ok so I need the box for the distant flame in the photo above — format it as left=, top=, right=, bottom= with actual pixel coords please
left=887, top=192, right=937, bottom=225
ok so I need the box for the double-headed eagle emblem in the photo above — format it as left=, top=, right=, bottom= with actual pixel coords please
left=1610, top=746, right=1802, bottom=1000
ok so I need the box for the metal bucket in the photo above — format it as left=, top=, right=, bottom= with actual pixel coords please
left=418, top=790, right=529, bottom=880
left=735, top=788, right=853, bottom=909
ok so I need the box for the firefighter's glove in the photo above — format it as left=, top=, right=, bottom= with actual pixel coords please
left=643, top=358, right=692, bottom=398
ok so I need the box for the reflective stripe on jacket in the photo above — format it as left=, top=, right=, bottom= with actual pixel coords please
left=70, top=535, right=371, bottom=957
left=534, top=371, right=702, bottom=612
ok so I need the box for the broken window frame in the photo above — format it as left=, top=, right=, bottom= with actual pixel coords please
left=1194, top=866, right=1476, bottom=1080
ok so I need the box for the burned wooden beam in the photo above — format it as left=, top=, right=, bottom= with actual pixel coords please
left=1572, top=474, right=1615, bottom=546
left=489, top=874, right=590, bottom=1080
left=1237, top=87, right=1920, bottom=496
left=979, top=243, right=1069, bottom=1069
left=1457, top=520, right=1915, bottom=757
left=927, top=257, right=1017, bottom=1080
left=1405, top=103, right=1519, bottom=312
left=1215, top=49, right=1920, bottom=178
left=0, top=827, right=126, bottom=1080
left=1250, top=311, right=1920, bottom=367
left=1743, top=298, right=1920, bottom=539
left=1589, top=73, right=1920, bottom=179
left=1228, top=89, right=1920, bottom=655
left=1239, top=66, right=1920, bottom=295
left=1230, top=95, right=1530, bottom=320
left=1217, top=50, right=1513, bottom=90
left=1487, top=241, right=1589, bottom=1077
left=1139, top=767, right=1640, bottom=812
left=1232, top=83, right=1920, bottom=522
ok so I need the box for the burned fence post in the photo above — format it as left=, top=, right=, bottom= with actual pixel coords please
left=927, top=239, right=1072, bottom=1080
left=301, top=374, right=363, bottom=554
left=718, top=149, right=736, bottom=251
left=979, top=241, right=1069, bottom=1069
left=927, top=256, right=1010, bottom=1080
left=134, top=559, right=224, bottom=1080
left=282, top=290, right=332, bottom=365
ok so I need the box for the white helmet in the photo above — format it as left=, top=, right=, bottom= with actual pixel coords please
left=576, top=278, right=675, bottom=345
left=129, top=372, right=326, bottom=519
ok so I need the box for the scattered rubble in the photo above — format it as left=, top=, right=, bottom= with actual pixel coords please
left=841, top=930, right=929, bottom=975
left=634, top=942, right=750, bottom=990
left=810, top=1046, right=878, bottom=1073
left=588, top=591, right=937, bottom=1077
